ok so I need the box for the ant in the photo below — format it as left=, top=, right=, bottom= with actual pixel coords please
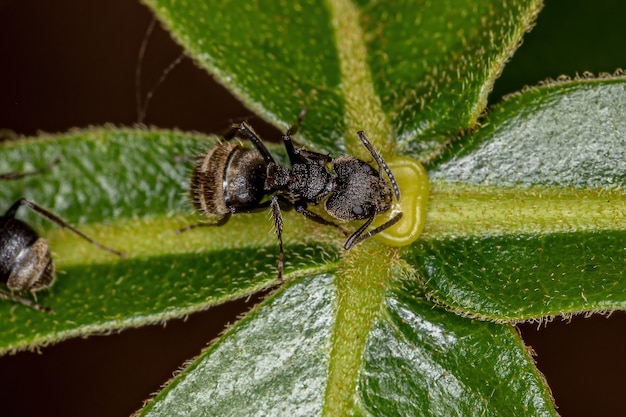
left=0, top=158, right=124, bottom=312
left=182, top=110, right=402, bottom=280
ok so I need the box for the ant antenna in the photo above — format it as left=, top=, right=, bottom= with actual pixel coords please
left=135, top=17, right=186, bottom=124
left=0, top=156, right=62, bottom=181
left=356, top=131, right=401, bottom=200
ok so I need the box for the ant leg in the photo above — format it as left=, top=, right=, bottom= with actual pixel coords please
left=294, top=204, right=335, bottom=226
left=297, top=149, right=332, bottom=163
left=344, top=212, right=403, bottom=250
left=295, top=204, right=350, bottom=238
left=270, top=196, right=284, bottom=281
left=282, top=132, right=303, bottom=165
left=293, top=202, right=349, bottom=233
left=178, top=199, right=276, bottom=234
left=282, top=109, right=333, bottom=166
left=7, top=198, right=125, bottom=257
left=0, top=288, right=51, bottom=313
left=223, top=121, right=276, bottom=164
left=282, top=133, right=331, bottom=166
left=356, top=131, right=400, bottom=200
left=176, top=214, right=230, bottom=234
left=177, top=198, right=273, bottom=233
left=0, top=156, right=61, bottom=181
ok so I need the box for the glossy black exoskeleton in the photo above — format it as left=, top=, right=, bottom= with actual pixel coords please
left=0, top=161, right=124, bottom=312
left=184, top=111, right=401, bottom=280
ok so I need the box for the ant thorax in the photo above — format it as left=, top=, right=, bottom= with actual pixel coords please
left=265, top=161, right=334, bottom=205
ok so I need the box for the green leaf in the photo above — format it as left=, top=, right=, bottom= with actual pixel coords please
left=361, top=278, right=553, bottom=416
left=429, top=80, right=626, bottom=188
left=411, top=231, right=625, bottom=321
left=143, top=0, right=542, bottom=159
left=139, top=274, right=555, bottom=417
left=8, top=0, right=625, bottom=416
left=416, top=79, right=626, bottom=321
left=0, top=130, right=339, bottom=353
left=126, top=0, right=621, bottom=413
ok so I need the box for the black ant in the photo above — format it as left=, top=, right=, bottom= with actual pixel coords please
left=0, top=159, right=124, bottom=312
left=182, top=110, right=402, bottom=280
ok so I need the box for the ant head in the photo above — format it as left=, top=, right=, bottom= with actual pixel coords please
left=325, top=156, right=393, bottom=221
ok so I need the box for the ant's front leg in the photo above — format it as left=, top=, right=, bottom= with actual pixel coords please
left=294, top=202, right=349, bottom=237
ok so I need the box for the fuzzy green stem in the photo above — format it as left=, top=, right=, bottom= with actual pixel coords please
left=323, top=0, right=396, bottom=414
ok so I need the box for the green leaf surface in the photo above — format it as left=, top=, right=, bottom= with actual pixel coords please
left=359, top=278, right=553, bottom=416
left=0, top=131, right=339, bottom=353
left=142, top=274, right=337, bottom=417
left=144, top=0, right=542, bottom=159
left=139, top=274, right=555, bottom=417
left=416, top=79, right=626, bottom=321
left=358, top=0, right=542, bottom=156
left=411, top=231, right=625, bottom=321
left=6, top=0, right=625, bottom=416
left=429, top=79, right=626, bottom=188
left=129, top=0, right=621, bottom=410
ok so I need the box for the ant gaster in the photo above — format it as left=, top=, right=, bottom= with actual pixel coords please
left=0, top=159, right=124, bottom=312
left=184, top=110, right=402, bottom=280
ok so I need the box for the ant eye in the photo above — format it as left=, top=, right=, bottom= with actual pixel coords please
left=352, top=206, right=364, bottom=216
left=371, top=156, right=429, bottom=247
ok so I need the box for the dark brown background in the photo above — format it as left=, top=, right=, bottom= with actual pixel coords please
left=1, top=0, right=625, bottom=416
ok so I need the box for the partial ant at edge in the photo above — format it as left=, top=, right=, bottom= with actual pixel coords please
left=0, top=158, right=125, bottom=312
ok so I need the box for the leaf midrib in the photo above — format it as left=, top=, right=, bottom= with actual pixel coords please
left=323, top=0, right=397, bottom=415
left=424, top=182, right=626, bottom=238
